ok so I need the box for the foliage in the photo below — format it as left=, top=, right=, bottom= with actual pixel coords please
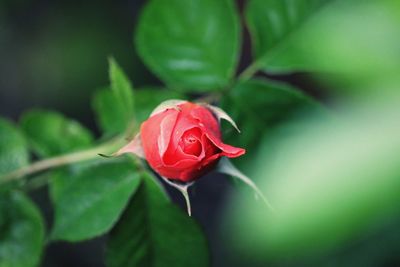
left=135, top=0, right=240, bottom=91
left=0, top=119, right=29, bottom=175
left=0, top=191, right=44, bottom=267
left=20, top=110, right=94, bottom=158
left=0, top=0, right=399, bottom=266
left=106, top=174, right=209, bottom=267
left=50, top=158, right=142, bottom=241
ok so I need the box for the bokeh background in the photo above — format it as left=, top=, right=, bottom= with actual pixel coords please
left=2, top=0, right=400, bottom=267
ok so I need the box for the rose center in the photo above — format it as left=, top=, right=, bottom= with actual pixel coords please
left=185, top=135, right=197, bottom=144
left=180, top=132, right=202, bottom=157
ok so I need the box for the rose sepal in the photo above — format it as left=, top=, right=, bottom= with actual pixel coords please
left=200, top=103, right=241, bottom=133
left=216, top=157, right=274, bottom=211
left=161, top=177, right=194, bottom=216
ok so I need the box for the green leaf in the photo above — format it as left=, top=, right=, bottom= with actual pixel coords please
left=0, top=191, right=45, bottom=267
left=246, top=0, right=330, bottom=73
left=106, top=174, right=210, bottom=267
left=134, top=87, right=184, bottom=123
left=20, top=110, right=94, bottom=158
left=0, top=118, right=29, bottom=175
left=92, top=59, right=135, bottom=136
left=221, top=78, right=324, bottom=161
left=109, top=58, right=134, bottom=121
left=135, top=0, right=240, bottom=91
left=92, top=87, right=128, bottom=136
left=50, top=158, right=141, bottom=241
left=245, top=0, right=400, bottom=78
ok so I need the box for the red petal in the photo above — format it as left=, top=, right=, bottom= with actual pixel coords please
left=140, top=109, right=179, bottom=169
left=162, top=111, right=200, bottom=164
left=204, top=132, right=246, bottom=158
left=179, top=128, right=203, bottom=157
left=163, top=141, right=199, bottom=165
left=188, top=104, right=220, bottom=138
left=158, top=111, right=179, bottom=156
left=158, top=146, right=202, bottom=181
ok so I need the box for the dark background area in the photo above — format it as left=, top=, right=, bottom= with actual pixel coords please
left=0, top=1, right=330, bottom=266
left=0, top=0, right=155, bottom=130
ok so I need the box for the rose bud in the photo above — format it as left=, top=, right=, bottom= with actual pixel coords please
left=116, top=101, right=245, bottom=182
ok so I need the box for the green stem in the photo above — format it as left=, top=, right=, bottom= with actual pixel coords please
left=238, top=61, right=260, bottom=81
left=0, top=136, right=125, bottom=186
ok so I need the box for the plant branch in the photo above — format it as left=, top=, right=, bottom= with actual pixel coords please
left=0, top=136, right=125, bottom=186
left=238, top=61, right=260, bottom=81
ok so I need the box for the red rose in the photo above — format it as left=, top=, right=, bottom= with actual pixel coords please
left=117, top=101, right=245, bottom=182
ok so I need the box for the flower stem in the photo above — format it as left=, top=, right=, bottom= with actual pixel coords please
left=238, top=61, right=260, bottom=81
left=0, top=136, right=125, bottom=186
